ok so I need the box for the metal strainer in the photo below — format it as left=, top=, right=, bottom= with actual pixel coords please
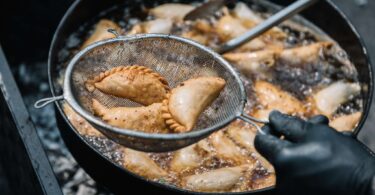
left=35, top=34, right=266, bottom=152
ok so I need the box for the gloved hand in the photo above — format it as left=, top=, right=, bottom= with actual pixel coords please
left=254, top=111, right=375, bottom=195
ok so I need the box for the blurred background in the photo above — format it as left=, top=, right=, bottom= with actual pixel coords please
left=0, top=0, right=374, bottom=194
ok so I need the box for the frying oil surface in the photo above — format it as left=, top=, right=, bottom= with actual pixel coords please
left=57, top=1, right=362, bottom=193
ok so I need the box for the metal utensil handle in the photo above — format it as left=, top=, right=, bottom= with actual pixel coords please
left=217, top=0, right=319, bottom=54
left=34, top=95, right=64, bottom=109
left=238, top=113, right=268, bottom=135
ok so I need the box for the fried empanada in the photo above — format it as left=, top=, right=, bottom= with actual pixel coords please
left=251, top=173, right=276, bottom=190
left=279, top=42, right=333, bottom=66
left=330, top=112, right=361, bottom=132
left=162, top=77, right=226, bottom=132
left=81, top=19, right=121, bottom=49
left=92, top=99, right=168, bottom=133
left=128, top=19, right=173, bottom=34
left=312, top=81, right=361, bottom=117
left=86, top=65, right=169, bottom=106
left=63, top=103, right=104, bottom=137
left=214, top=8, right=285, bottom=52
left=226, top=122, right=274, bottom=173
left=226, top=122, right=256, bottom=152
left=181, top=165, right=251, bottom=192
left=122, top=148, right=168, bottom=179
left=210, top=131, right=248, bottom=165
left=149, top=3, right=194, bottom=21
left=223, top=50, right=278, bottom=78
left=253, top=81, right=306, bottom=120
left=215, top=14, right=251, bottom=41
left=181, top=30, right=210, bottom=45
left=170, top=144, right=203, bottom=173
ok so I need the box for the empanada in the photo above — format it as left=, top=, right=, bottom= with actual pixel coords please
left=223, top=50, right=278, bottom=77
left=279, top=42, right=333, bottom=66
left=170, top=144, right=203, bottom=173
left=329, top=112, right=361, bottom=132
left=122, top=148, right=168, bottom=179
left=81, top=19, right=121, bottom=49
left=312, top=81, right=361, bottom=117
left=181, top=165, right=251, bottom=192
left=253, top=81, right=306, bottom=120
left=92, top=99, right=168, bottom=133
left=210, top=131, right=248, bottom=165
left=226, top=122, right=257, bottom=152
left=86, top=65, right=169, bottom=106
left=63, top=103, right=104, bottom=137
left=128, top=19, right=173, bottom=34
left=162, top=77, right=226, bottom=132
left=149, top=3, right=194, bottom=21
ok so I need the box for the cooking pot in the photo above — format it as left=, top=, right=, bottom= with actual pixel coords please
left=49, top=0, right=373, bottom=194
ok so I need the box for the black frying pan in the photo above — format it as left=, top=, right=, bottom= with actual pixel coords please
left=49, top=0, right=374, bottom=194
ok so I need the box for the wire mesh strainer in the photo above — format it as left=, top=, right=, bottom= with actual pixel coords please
left=35, top=34, right=267, bottom=152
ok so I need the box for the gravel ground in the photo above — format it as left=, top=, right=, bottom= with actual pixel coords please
left=17, top=62, right=111, bottom=195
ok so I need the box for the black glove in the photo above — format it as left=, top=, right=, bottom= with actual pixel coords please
left=254, top=111, right=375, bottom=195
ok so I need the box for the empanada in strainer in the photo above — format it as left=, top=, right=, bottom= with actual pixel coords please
left=162, top=77, right=226, bottom=132
left=86, top=65, right=169, bottom=106
left=92, top=99, right=168, bottom=133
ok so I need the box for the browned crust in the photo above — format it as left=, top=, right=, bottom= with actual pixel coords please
left=85, top=65, right=169, bottom=92
left=161, top=93, right=187, bottom=133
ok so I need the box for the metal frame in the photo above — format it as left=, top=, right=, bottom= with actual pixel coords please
left=0, top=45, right=62, bottom=195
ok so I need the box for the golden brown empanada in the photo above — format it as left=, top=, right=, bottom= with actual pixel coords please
left=312, top=81, right=361, bottom=117
left=162, top=77, right=226, bottom=132
left=226, top=122, right=257, bottom=152
left=330, top=112, right=361, bottom=132
left=170, top=144, right=204, bottom=173
left=251, top=173, right=276, bottom=190
left=226, top=122, right=274, bottom=173
left=128, top=19, right=173, bottom=34
left=92, top=99, right=168, bottom=133
left=210, top=131, right=248, bottom=165
left=181, top=165, right=252, bottom=192
left=279, top=42, right=333, bottom=66
left=253, top=81, right=306, bottom=120
left=122, top=148, right=168, bottom=179
left=63, top=103, right=104, bottom=137
left=86, top=65, right=169, bottom=106
left=81, top=19, right=121, bottom=49
left=149, top=3, right=194, bottom=21
left=223, top=50, right=278, bottom=78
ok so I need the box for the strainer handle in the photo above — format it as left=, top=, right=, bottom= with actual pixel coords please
left=238, top=113, right=268, bottom=135
left=34, top=95, right=64, bottom=109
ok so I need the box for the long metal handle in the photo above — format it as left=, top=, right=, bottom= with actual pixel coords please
left=217, top=0, right=319, bottom=54
left=238, top=113, right=268, bottom=135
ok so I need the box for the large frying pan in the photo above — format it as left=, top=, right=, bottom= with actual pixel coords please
left=49, top=0, right=374, bottom=194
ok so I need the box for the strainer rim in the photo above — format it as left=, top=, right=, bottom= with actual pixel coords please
left=63, top=34, right=247, bottom=140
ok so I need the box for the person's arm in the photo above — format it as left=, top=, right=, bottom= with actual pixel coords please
left=255, top=111, right=375, bottom=195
